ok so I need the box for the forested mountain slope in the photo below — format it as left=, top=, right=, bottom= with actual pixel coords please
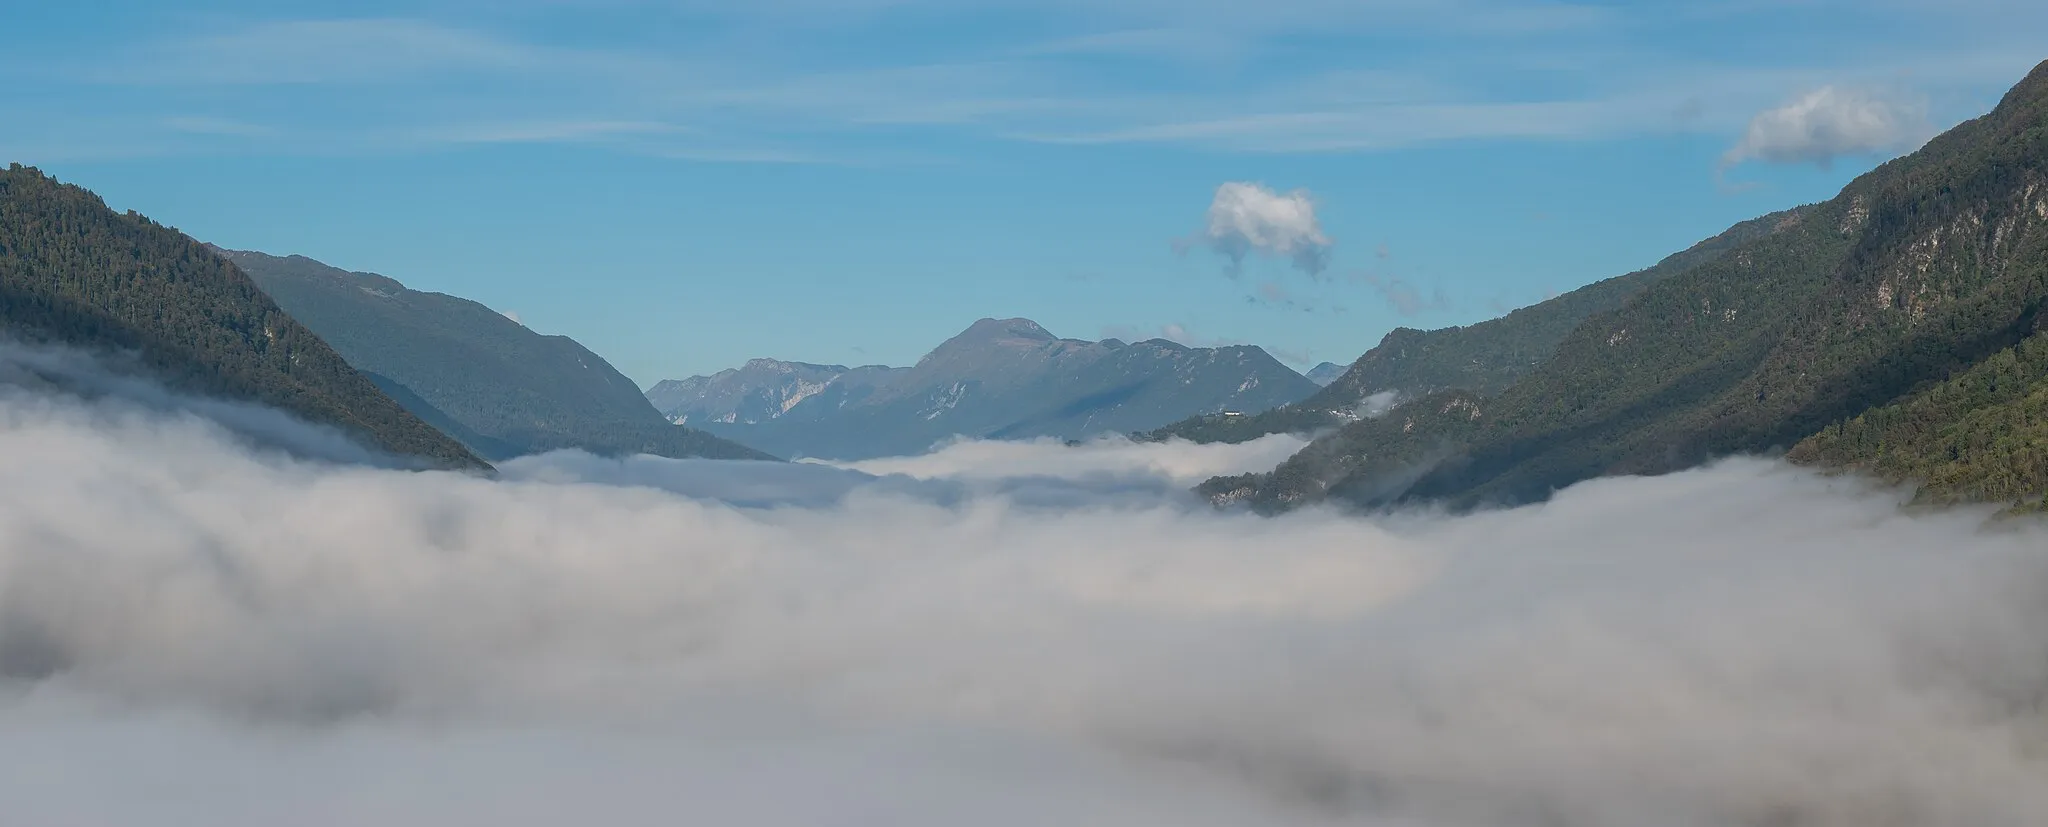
left=1141, top=206, right=1805, bottom=444
left=1205, top=58, right=2048, bottom=513
left=225, top=249, right=773, bottom=461
left=0, top=165, right=488, bottom=471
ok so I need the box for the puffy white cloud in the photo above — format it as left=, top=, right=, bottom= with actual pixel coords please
left=5, top=343, right=2048, bottom=825
left=1723, top=85, right=1930, bottom=168
left=1188, top=182, right=1333, bottom=276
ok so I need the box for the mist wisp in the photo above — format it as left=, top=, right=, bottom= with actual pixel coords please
left=3, top=344, right=2048, bottom=826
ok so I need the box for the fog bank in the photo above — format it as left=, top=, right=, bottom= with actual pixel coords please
left=2, top=346, right=2047, bottom=826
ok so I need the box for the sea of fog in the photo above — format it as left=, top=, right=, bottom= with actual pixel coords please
left=2, top=342, right=2047, bottom=826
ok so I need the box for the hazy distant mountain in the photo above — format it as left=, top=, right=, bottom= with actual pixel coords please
left=222, top=249, right=773, bottom=462
left=1304, top=362, right=1346, bottom=386
left=646, top=359, right=907, bottom=428
left=648, top=318, right=1319, bottom=459
left=1205, top=58, right=2048, bottom=514
left=0, top=165, right=487, bottom=471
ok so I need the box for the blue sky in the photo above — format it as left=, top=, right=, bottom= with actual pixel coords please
left=5, top=0, right=2043, bottom=385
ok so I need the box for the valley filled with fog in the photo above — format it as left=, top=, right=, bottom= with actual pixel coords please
left=3, top=343, right=2048, bottom=826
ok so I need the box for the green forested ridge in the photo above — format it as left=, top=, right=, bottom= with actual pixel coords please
left=1140, top=206, right=1805, bottom=445
left=1212, top=57, right=2048, bottom=514
left=1789, top=308, right=2048, bottom=509
left=224, top=249, right=774, bottom=461
left=0, top=165, right=489, bottom=470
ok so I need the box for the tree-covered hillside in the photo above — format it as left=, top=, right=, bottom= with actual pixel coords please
left=1207, top=58, right=2048, bottom=514
left=0, top=165, right=488, bottom=471
left=1141, top=206, right=1805, bottom=445
left=225, top=249, right=773, bottom=461
left=1788, top=277, right=2048, bottom=507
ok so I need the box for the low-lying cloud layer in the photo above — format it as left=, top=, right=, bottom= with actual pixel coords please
left=829, top=432, right=1310, bottom=489
left=4, top=344, right=2048, bottom=826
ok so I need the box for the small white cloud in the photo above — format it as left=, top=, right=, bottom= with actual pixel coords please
left=501, top=310, right=523, bottom=325
left=1186, top=182, right=1332, bottom=277
left=1722, top=86, right=1930, bottom=169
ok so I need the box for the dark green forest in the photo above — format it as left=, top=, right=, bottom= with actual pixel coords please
left=0, top=165, right=489, bottom=470
left=1791, top=307, right=2048, bottom=509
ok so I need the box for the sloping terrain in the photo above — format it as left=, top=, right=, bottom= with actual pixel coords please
left=1143, top=206, right=1806, bottom=445
left=1207, top=58, right=2048, bottom=513
left=225, top=249, right=773, bottom=461
left=0, top=165, right=487, bottom=470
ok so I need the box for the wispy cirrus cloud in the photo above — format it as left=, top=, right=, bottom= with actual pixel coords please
left=20, top=0, right=2047, bottom=165
left=162, top=116, right=278, bottom=137
left=113, top=18, right=563, bottom=86
left=414, top=119, right=689, bottom=145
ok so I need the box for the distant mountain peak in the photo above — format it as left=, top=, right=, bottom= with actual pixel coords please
left=958, top=317, right=1055, bottom=343
left=1305, top=362, right=1347, bottom=386
left=917, top=317, right=1063, bottom=365
left=648, top=315, right=1321, bottom=459
left=742, top=357, right=846, bottom=373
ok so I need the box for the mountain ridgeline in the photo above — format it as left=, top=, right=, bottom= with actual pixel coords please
left=1205, top=58, right=2048, bottom=514
left=1303, top=362, right=1347, bottom=386
left=223, top=249, right=774, bottom=462
left=647, top=318, right=1322, bottom=460
left=1140, top=204, right=1810, bottom=445
left=0, top=165, right=489, bottom=471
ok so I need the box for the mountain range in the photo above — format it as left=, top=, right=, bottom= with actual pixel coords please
left=1200, top=58, right=2048, bottom=515
left=0, top=165, right=488, bottom=471
left=647, top=318, right=1322, bottom=459
left=220, top=249, right=772, bottom=462
left=10, top=56, right=2048, bottom=513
